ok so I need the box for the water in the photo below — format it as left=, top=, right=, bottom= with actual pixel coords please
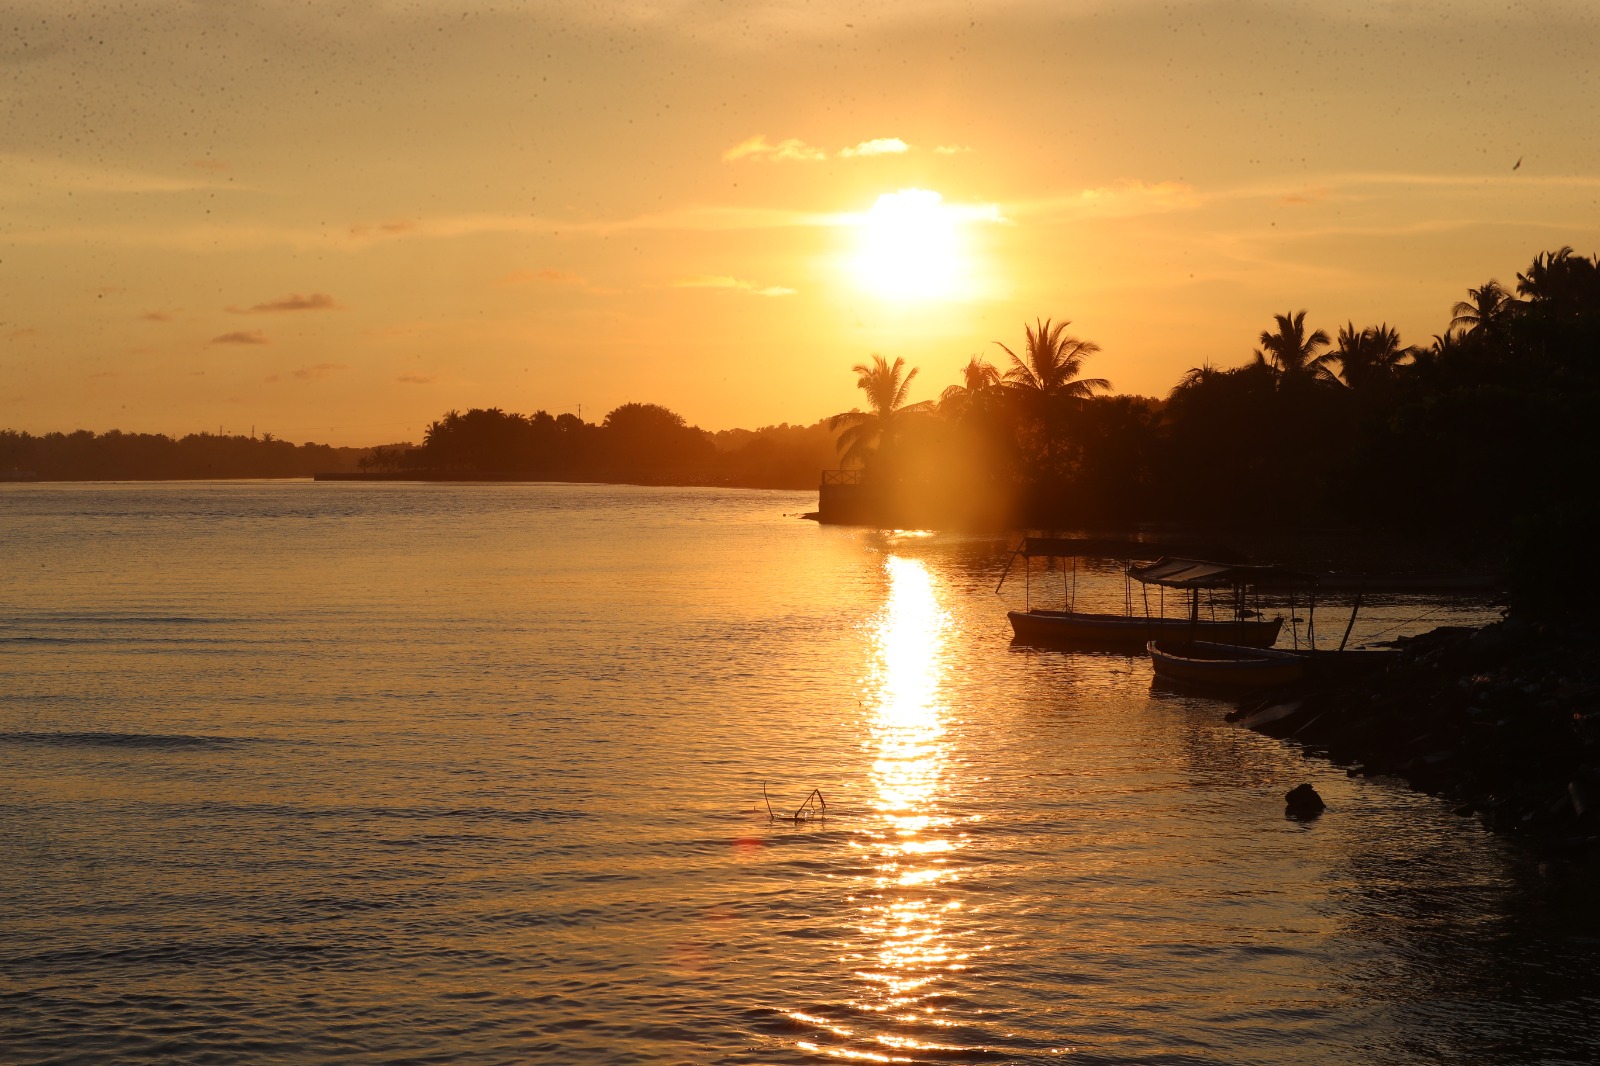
left=1, top=482, right=1596, bottom=1065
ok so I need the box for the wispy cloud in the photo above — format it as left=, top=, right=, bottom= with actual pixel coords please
left=722, top=135, right=828, bottom=163
left=838, top=137, right=910, bottom=158
left=1016, top=179, right=1200, bottom=221
left=292, top=363, right=346, bottom=380
left=227, top=292, right=339, bottom=313
left=0, top=153, right=245, bottom=197
left=139, top=310, right=175, bottom=322
left=673, top=274, right=796, bottom=296
left=396, top=373, right=435, bottom=385
left=724, top=134, right=918, bottom=162
left=348, top=219, right=417, bottom=239
left=498, top=267, right=586, bottom=286
left=36, top=168, right=1578, bottom=254
left=1278, top=187, right=1332, bottom=206
left=212, top=330, right=268, bottom=345
left=933, top=144, right=972, bottom=155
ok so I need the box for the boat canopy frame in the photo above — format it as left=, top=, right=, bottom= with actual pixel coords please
left=1125, top=557, right=1316, bottom=592
left=997, top=540, right=1335, bottom=650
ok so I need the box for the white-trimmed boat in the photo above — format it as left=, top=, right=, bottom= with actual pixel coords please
left=999, top=538, right=1303, bottom=652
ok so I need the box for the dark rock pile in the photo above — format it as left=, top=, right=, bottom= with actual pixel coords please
left=1227, top=618, right=1600, bottom=856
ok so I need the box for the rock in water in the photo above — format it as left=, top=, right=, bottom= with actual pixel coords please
left=1285, top=783, right=1326, bottom=818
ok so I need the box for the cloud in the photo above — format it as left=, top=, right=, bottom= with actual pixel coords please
left=291, top=363, right=347, bottom=380
left=1278, top=187, right=1332, bottom=206
left=673, top=274, right=796, bottom=296
left=139, top=310, right=174, bottom=322
left=833, top=192, right=1011, bottom=228
left=722, top=135, right=828, bottom=163
left=724, top=134, right=920, bottom=161
left=933, top=144, right=972, bottom=155
left=1016, top=179, right=1199, bottom=221
left=227, top=292, right=339, bottom=313
left=396, top=373, right=435, bottom=385
left=838, top=137, right=910, bottom=158
left=0, top=153, right=245, bottom=196
left=348, top=219, right=417, bottom=239
left=212, top=330, right=268, bottom=345
left=498, top=267, right=586, bottom=286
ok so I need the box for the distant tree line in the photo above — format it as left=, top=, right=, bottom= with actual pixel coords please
left=0, top=429, right=370, bottom=480
left=1, top=412, right=843, bottom=490
left=372, top=402, right=839, bottom=489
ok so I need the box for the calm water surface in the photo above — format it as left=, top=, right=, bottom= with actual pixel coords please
left=1, top=482, right=1596, bottom=1064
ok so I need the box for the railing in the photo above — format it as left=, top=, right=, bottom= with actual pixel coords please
left=820, top=469, right=864, bottom=486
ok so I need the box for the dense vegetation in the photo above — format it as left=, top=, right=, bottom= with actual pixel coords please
left=827, top=248, right=1598, bottom=546
left=361, top=403, right=839, bottom=489
left=0, top=408, right=840, bottom=489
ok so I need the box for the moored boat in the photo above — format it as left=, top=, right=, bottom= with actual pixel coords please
left=1147, top=639, right=1309, bottom=689
left=998, top=538, right=1306, bottom=652
left=1008, top=609, right=1282, bottom=649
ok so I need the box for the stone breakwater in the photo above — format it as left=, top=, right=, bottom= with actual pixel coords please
left=1229, top=618, right=1600, bottom=858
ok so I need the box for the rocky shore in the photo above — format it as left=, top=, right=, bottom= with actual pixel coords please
left=1229, top=617, right=1600, bottom=858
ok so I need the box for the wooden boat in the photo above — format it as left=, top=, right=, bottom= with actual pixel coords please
left=1008, top=609, right=1282, bottom=648
left=998, top=538, right=1305, bottom=652
left=1147, top=639, right=1309, bottom=689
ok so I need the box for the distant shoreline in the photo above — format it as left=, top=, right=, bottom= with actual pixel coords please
left=3, top=472, right=819, bottom=492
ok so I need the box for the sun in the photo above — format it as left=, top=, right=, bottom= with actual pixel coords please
left=850, top=188, right=968, bottom=302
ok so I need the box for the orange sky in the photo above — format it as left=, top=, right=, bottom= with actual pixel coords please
left=5, top=1, right=1599, bottom=445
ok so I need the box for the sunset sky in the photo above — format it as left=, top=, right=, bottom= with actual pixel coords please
left=5, top=0, right=1599, bottom=445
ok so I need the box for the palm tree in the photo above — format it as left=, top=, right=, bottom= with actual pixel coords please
left=1450, top=280, right=1515, bottom=336
left=1254, top=310, right=1334, bottom=387
left=1174, top=362, right=1223, bottom=393
left=947, top=355, right=1001, bottom=398
left=828, top=354, right=932, bottom=469
left=1329, top=322, right=1412, bottom=390
left=997, top=318, right=1110, bottom=400
left=1515, top=246, right=1600, bottom=317
left=939, top=355, right=1001, bottom=415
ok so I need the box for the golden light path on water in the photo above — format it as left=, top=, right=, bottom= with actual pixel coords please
left=795, top=553, right=978, bottom=1062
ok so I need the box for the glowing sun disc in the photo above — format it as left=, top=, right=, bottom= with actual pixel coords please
left=852, top=188, right=965, bottom=301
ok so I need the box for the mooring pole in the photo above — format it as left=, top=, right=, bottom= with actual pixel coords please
left=1338, top=590, right=1364, bottom=652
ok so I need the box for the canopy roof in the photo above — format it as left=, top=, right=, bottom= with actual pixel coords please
left=1126, top=556, right=1315, bottom=590
left=1016, top=536, right=1242, bottom=561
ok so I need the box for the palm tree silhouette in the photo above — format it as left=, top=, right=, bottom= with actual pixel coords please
left=1174, top=362, right=1222, bottom=392
left=1254, top=310, right=1334, bottom=387
left=1450, top=280, right=1516, bottom=336
left=1329, top=322, right=1412, bottom=390
left=1515, top=246, right=1600, bottom=316
left=828, top=354, right=932, bottom=469
left=939, top=355, right=1001, bottom=416
left=997, top=318, right=1110, bottom=400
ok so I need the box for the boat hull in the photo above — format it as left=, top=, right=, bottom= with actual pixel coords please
left=1008, top=610, right=1282, bottom=651
left=1147, top=639, right=1307, bottom=689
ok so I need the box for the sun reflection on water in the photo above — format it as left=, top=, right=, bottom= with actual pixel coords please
left=794, top=553, right=980, bottom=1060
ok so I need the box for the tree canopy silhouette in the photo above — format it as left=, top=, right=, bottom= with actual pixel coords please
left=997, top=318, right=1109, bottom=401
left=1254, top=310, right=1335, bottom=388
left=827, top=354, right=933, bottom=470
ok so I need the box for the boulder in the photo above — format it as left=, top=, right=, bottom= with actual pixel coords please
left=1285, top=783, right=1326, bottom=818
